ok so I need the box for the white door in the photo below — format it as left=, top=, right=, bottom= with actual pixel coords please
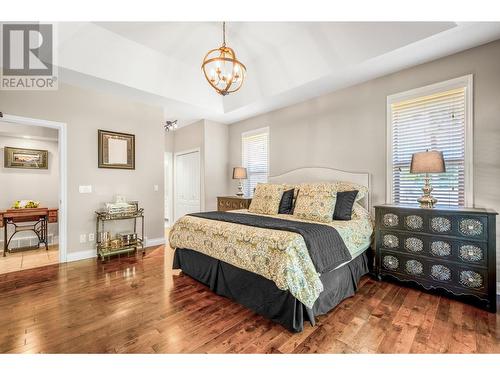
left=174, top=150, right=201, bottom=222
left=164, top=152, right=173, bottom=225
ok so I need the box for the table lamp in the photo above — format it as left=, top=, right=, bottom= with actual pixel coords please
left=232, top=167, right=247, bottom=197
left=410, top=150, right=446, bottom=208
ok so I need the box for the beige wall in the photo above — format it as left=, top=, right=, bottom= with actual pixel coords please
left=228, top=40, right=500, bottom=279
left=204, top=120, right=229, bottom=210
left=0, top=83, right=165, bottom=255
left=0, top=135, right=59, bottom=243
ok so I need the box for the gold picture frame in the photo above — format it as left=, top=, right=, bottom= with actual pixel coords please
left=4, top=147, right=48, bottom=169
left=98, top=130, right=135, bottom=170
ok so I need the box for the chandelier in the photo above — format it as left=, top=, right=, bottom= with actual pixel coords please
left=164, top=120, right=178, bottom=131
left=201, top=22, right=246, bottom=96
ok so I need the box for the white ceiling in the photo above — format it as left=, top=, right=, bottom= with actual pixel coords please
left=53, top=22, right=500, bottom=126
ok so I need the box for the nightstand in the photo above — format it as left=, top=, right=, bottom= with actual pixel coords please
left=217, top=196, right=252, bottom=212
left=375, top=204, right=497, bottom=312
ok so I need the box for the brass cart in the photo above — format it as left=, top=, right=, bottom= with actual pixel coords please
left=95, top=208, right=145, bottom=260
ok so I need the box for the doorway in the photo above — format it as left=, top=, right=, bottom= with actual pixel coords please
left=174, top=149, right=201, bottom=222
left=0, top=113, right=67, bottom=273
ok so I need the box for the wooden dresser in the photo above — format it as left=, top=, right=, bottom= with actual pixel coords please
left=217, top=196, right=252, bottom=212
left=375, top=204, right=497, bottom=312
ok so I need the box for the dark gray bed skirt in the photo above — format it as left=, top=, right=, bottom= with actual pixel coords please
left=172, top=248, right=369, bottom=332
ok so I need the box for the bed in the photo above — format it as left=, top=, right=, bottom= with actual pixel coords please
left=169, top=167, right=373, bottom=332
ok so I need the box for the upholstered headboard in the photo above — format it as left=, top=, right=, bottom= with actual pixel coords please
left=268, top=167, right=371, bottom=209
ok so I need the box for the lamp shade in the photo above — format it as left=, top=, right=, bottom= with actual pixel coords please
left=232, top=166, right=247, bottom=179
left=410, top=150, right=446, bottom=174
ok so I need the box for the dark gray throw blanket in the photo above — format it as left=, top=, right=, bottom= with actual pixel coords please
left=188, top=211, right=352, bottom=274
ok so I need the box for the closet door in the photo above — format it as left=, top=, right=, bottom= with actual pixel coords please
left=174, top=150, right=201, bottom=222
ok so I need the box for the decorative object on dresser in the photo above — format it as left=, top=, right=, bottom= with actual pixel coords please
left=217, top=196, right=252, bottom=212
left=1, top=207, right=58, bottom=256
left=410, top=150, right=446, bottom=208
left=4, top=146, right=48, bottom=169
left=95, top=200, right=144, bottom=260
left=375, top=204, right=497, bottom=312
left=98, top=129, right=135, bottom=170
left=232, top=166, right=247, bottom=196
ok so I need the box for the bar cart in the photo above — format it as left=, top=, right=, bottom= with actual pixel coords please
left=95, top=207, right=145, bottom=260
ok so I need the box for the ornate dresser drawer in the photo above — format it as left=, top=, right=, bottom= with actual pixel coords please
left=375, top=205, right=497, bottom=312
left=217, top=196, right=252, bottom=212
left=379, top=230, right=488, bottom=267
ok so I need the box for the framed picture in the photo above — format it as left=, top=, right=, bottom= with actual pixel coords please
left=4, top=147, right=48, bottom=169
left=98, top=130, right=135, bottom=170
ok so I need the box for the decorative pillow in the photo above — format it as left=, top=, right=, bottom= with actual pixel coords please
left=293, top=183, right=336, bottom=223
left=284, top=184, right=299, bottom=206
left=333, top=190, right=358, bottom=220
left=352, top=202, right=370, bottom=220
left=330, top=181, right=368, bottom=202
left=278, top=189, right=295, bottom=214
left=248, top=183, right=285, bottom=215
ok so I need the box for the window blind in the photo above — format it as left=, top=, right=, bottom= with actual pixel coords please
left=391, top=87, right=466, bottom=207
left=242, top=128, right=269, bottom=197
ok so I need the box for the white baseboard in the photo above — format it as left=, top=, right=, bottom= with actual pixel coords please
left=146, top=237, right=166, bottom=247
left=64, top=238, right=164, bottom=264
left=66, top=249, right=96, bottom=263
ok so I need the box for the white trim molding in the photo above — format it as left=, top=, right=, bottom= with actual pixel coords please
left=146, top=237, right=166, bottom=247
left=66, top=249, right=96, bottom=263
left=66, top=238, right=165, bottom=263
left=386, top=74, right=474, bottom=206
left=0, top=113, right=68, bottom=263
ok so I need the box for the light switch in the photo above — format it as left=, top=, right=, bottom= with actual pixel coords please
left=79, top=185, right=92, bottom=194
left=154, top=184, right=159, bottom=192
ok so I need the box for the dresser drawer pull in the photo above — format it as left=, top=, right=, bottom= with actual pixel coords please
left=405, top=237, right=423, bottom=253
left=430, top=241, right=451, bottom=257
left=383, top=213, right=398, bottom=227
left=459, top=219, right=483, bottom=236
left=431, top=264, right=451, bottom=281
left=383, top=234, right=399, bottom=248
left=431, top=217, right=451, bottom=233
left=459, top=245, right=483, bottom=262
left=459, top=270, right=483, bottom=289
left=383, top=255, right=399, bottom=270
left=405, top=259, right=423, bottom=275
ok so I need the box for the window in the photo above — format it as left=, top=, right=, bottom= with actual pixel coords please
left=387, top=75, right=473, bottom=207
left=242, top=127, right=269, bottom=197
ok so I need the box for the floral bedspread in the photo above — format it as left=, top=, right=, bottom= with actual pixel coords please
left=169, top=204, right=373, bottom=308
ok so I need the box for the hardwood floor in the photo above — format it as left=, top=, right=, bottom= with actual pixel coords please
left=0, top=245, right=498, bottom=354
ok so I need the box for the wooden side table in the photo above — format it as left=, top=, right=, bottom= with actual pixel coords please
left=217, top=196, right=252, bottom=212
left=1, top=208, right=58, bottom=256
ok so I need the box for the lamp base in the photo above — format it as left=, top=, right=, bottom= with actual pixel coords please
left=417, top=195, right=438, bottom=209
left=417, top=175, right=438, bottom=208
left=236, top=180, right=244, bottom=197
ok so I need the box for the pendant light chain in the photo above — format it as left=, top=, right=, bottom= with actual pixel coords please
left=222, top=22, right=226, bottom=46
